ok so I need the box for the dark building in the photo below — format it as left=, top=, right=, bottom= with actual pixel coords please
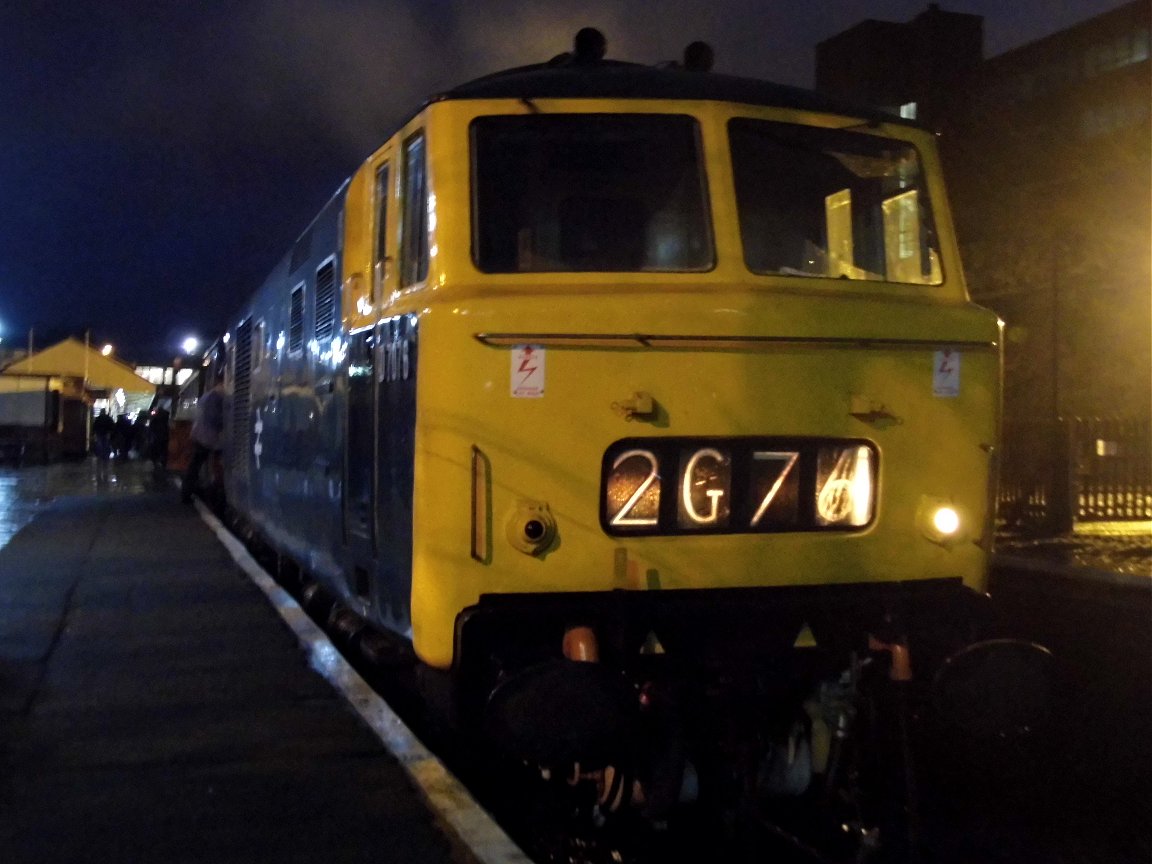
left=815, top=3, right=983, bottom=130
left=817, top=2, right=1151, bottom=423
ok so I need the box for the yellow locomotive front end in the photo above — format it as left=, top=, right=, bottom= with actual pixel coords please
left=332, top=52, right=1052, bottom=857
left=382, top=95, right=1001, bottom=675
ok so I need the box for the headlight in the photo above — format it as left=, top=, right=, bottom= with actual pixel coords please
left=918, top=496, right=967, bottom=545
left=933, top=506, right=961, bottom=536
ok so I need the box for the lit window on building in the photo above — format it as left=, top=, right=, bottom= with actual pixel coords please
left=899, top=101, right=918, bottom=120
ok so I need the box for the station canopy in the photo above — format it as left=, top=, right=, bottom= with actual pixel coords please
left=2, top=337, right=156, bottom=395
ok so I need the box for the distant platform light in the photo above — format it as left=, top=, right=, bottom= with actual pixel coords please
left=182, top=336, right=200, bottom=355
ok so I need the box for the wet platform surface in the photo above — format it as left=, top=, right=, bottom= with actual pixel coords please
left=0, top=461, right=466, bottom=864
left=0, top=459, right=156, bottom=549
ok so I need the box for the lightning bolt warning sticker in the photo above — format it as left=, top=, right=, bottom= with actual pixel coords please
left=511, top=345, right=545, bottom=398
left=933, top=349, right=961, bottom=397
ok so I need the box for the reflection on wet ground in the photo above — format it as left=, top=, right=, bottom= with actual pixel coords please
left=996, top=521, right=1152, bottom=577
left=0, top=459, right=170, bottom=550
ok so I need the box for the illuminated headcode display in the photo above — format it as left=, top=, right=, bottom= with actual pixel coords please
left=602, top=438, right=876, bottom=536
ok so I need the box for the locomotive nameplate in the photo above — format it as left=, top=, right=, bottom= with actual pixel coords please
left=601, top=437, right=876, bottom=536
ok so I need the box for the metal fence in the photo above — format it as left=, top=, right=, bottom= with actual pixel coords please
left=998, top=416, right=1152, bottom=531
left=1074, top=416, right=1152, bottom=520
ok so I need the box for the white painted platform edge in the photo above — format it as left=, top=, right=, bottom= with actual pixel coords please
left=196, top=501, right=533, bottom=864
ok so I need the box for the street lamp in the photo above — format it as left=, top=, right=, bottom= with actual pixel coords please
left=182, top=336, right=199, bottom=355
left=101, top=344, right=113, bottom=357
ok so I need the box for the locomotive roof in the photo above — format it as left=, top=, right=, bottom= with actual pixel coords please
left=434, top=59, right=919, bottom=129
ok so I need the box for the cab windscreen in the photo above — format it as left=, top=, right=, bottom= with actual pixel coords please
left=471, top=114, right=713, bottom=273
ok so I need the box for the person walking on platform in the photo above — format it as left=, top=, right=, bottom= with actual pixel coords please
left=148, top=404, right=171, bottom=471
left=92, top=410, right=114, bottom=459
left=92, top=409, right=115, bottom=484
left=181, top=370, right=225, bottom=504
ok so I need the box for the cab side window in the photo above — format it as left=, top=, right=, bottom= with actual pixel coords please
left=374, top=163, right=391, bottom=301
left=400, top=133, right=428, bottom=287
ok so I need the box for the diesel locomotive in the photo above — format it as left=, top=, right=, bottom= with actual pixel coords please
left=210, top=32, right=1048, bottom=860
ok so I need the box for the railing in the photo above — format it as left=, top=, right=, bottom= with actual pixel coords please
left=1075, top=416, right=1152, bottom=520
left=998, top=416, right=1152, bottom=531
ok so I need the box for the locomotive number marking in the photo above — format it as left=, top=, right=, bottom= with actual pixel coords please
left=381, top=334, right=410, bottom=383
left=608, top=449, right=660, bottom=526
left=602, top=438, right=876, bottom=536
left=750, top=451, right=800, bottom=526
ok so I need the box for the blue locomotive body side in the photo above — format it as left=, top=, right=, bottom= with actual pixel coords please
left=221, top=185, right=415, bottom=636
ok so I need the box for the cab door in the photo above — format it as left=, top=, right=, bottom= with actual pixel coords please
left=343, top=154, right=392, bottom=564
left=344, top=330, right=376, bottom=547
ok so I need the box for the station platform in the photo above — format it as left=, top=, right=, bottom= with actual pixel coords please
left=0, top=462, right=521, bottom=864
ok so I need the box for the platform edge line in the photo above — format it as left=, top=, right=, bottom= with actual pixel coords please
left=194, top=501, right=533, bottom=864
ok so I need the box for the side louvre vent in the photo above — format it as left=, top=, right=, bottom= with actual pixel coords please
left=232, top=317, right=253, bottom=480
left=289, top=285, right=305, bottom=354
left=314, top=261, right=337, bottom=341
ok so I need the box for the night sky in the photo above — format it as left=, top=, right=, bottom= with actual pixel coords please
left=0, top=0, right=1124, bottom=363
